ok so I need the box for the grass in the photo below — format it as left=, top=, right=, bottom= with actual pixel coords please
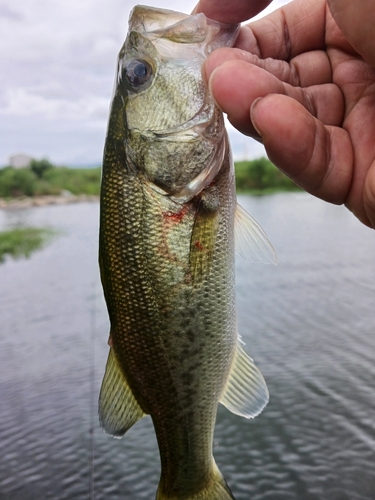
left=0, top=227, right=55, bottom=263
left=43, top=167, right=101, bottom=196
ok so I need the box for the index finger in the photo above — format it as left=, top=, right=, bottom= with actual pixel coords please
left=237, top=0, right=327, bottom=60
left=192, top=0, right=272, bottom=24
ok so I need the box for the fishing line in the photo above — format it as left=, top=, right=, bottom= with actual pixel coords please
left=88, top=280, right=98, bottom=500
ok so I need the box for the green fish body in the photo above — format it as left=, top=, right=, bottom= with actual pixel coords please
left=99, top=6, right=276, bottom=499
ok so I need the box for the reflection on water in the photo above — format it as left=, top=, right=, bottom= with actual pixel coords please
left=0, top=195, right=374, bottom=500
left=0, top=227, right=55, bottom=263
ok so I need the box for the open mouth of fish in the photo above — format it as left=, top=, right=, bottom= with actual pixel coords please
left=139, top=99, right=226, bottom=203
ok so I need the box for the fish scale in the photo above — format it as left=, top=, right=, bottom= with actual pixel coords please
left=99, top=6, right=273, bottom=500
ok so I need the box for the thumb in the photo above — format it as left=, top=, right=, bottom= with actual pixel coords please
left=250, top=94, right=353, bottom=207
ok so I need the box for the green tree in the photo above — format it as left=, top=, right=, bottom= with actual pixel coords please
left=0, top=167, right=37, bottom=197
left=30, top=158, right=54, bottom=178
left=235, top=157, right=300, bottom=193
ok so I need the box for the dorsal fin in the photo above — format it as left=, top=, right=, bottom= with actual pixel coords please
left=235, top=203, right=277, bottom=264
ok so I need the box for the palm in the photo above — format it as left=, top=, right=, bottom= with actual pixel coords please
left=326, top=14, right=375, bottom=224
left=200, top=0, right=375, bottom=228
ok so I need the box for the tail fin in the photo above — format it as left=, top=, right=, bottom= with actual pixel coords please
left=156, top=462, right=235, bottom=500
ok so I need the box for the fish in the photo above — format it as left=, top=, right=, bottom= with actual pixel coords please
left=98, top=5, right=277, bottom=500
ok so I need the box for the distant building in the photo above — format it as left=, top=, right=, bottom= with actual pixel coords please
left=8, top=154, right=34, bottom=168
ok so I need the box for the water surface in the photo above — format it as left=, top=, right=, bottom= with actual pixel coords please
left=0, top=194, right=374, bottom=500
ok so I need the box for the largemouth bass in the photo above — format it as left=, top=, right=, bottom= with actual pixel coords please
left=99, top=6, right=276, bottom=499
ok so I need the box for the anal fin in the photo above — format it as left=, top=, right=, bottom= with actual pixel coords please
left=99, top=348, right=145, bottom=438
left=220, top=342, right=269, bottom=419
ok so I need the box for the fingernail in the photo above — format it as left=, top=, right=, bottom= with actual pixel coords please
left=201, top=60, right=209, bottom=84
left=207, top=67, right=224, bottom=112
left=202, top=58, right=216, bottom=84
left=250, top=97, right=263, bottom=138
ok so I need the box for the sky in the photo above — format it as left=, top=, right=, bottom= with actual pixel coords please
left=1, top=0, right=289, bottom=167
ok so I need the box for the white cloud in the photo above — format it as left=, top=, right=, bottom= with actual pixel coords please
left=0, top=0, right=289, bottom=165
left=2, top=87, right=109, bottom=122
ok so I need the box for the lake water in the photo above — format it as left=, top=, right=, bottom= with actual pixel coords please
left=0, top=193, right=374, bottom=500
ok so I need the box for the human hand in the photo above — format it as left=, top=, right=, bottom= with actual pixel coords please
left=194, top=0, right=375, bottom=228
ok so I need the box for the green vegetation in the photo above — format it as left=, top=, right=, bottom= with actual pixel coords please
left=0, top=159, right=101, bottom=198
left=0, top=227, right=55, bottom=263
left=43, top=166, right=101, bottom=195
left=30, top=158, right=54, bottom=179
left=0, top=157, right=299, bottom=199
left=235, top=157, right=301, bottom=194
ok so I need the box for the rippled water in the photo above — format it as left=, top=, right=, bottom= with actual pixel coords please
left=0, top=194, right=374, bottom=500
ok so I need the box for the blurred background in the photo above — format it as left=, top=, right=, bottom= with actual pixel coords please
left=0, top=0, right=288, bottom=167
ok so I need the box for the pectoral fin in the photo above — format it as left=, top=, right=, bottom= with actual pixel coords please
left=99, top=348, right=145, bottom=438
left=235, top=203, right=277, bottom=264
left=220, top=342, right=269, bottom=418
left=189, top=195, right=219, bottom=286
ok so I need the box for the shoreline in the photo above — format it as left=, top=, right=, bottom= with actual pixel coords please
left=0, top=194, right=99, bottom=209
left=0, top=188, right=302, bottom=210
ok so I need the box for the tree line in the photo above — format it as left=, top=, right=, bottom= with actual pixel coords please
left=0, top=159, right=101, bottom=198
left=0, top=157, right=300, bottom=198
left=235, top=157, right=300, bottom=193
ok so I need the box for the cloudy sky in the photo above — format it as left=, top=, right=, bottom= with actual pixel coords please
left=1, top=0, right=289, bottom=166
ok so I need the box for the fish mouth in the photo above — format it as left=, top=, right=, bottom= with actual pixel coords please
left=148, top=99, right=227, bottom=204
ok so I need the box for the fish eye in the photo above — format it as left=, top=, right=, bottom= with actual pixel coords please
left=122, top=59, right=153, bottom=91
